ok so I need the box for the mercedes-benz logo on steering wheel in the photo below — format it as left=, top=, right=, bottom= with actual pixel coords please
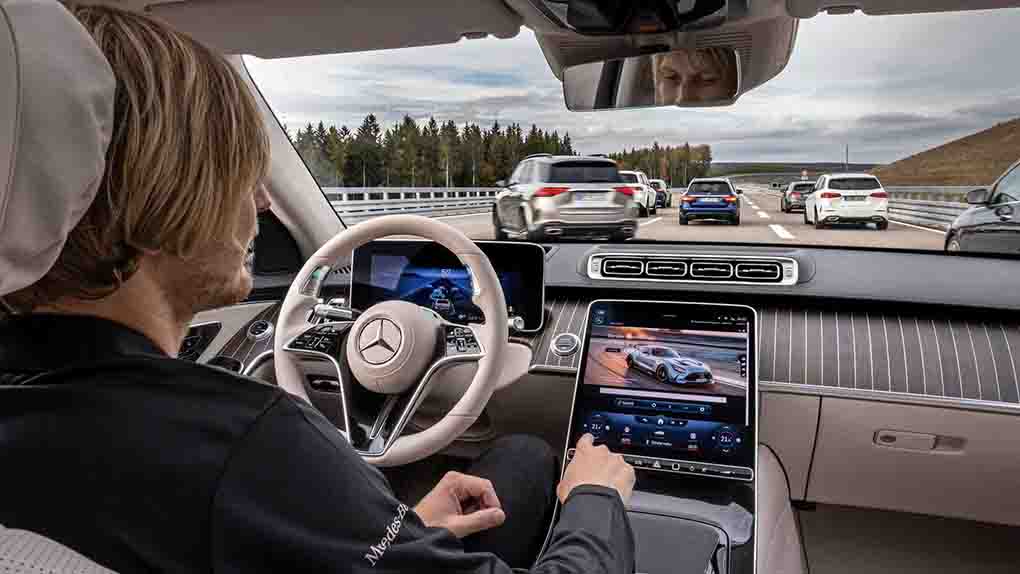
left=358, top=318, right=403, bottom=365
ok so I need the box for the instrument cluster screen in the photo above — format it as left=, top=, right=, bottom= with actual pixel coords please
left=568, top=300, right=757, bottom=479
left=350, top=240, right=545, bottom=331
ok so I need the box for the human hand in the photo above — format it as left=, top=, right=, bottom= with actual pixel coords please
left=413, top=471, right=506, bottom=538
left=556, top=434, right=635, bottom=505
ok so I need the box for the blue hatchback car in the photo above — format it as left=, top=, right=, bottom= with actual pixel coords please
left=678, top=178, right=742, bottom=225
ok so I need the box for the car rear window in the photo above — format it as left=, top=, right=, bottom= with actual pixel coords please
left=619, top=172, right=639, bottom=184
left=549, top=162, right=622, bottom=183
left=650, top=181, right=665, bottom=190
left=793, top=184, right=814, bottom=192
left=829, top=177, right=881, bottom=190
left=688, top=182, right=733, bottom=195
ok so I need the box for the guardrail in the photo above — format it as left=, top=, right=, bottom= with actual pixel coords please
left=888, top=199, right=970, bottom=231
left=324, top=187, right=498, bottom=222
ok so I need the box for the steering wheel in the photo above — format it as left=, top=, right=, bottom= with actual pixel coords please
left=273, top=215, right=509, bottom=467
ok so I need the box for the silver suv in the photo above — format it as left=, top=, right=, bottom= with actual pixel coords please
left=493, top=154, right=638, bottom=241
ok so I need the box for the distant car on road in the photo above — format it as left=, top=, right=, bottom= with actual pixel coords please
left=625, top=345, right=713, bottom=385
left=781, top=181, right=815, bottom=213
left=649, top=179, right=671, bottom=207
left=679, top=178, right=742, bottom=225
left=619, top=170, right=658, bottom=217
left=945, top=158, right=1020, bottom=253
left=804, top=174, right=889, bottom=230
left=492, top=154, right=638, bottom=242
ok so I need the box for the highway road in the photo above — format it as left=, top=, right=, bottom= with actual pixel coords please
left=425, top=185, right=946, bottom=249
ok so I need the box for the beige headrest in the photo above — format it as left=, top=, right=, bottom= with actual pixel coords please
left=0, top=0, right=115, bottom=296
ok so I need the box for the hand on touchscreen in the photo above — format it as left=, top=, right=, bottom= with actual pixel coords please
left=557, top=434, right=636, bottom=505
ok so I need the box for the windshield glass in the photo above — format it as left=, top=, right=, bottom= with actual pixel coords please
left=687, top=182, right=732, bottom=195
left=549, top=162, right=622, bottom=183
left=246, top=9, right=1020, bottom=255
left=829, top=178, right=882, bottom=191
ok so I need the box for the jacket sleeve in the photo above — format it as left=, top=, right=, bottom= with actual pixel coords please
left=211, top=393, right=634, bottom=574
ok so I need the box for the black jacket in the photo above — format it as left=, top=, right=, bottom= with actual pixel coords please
left=0, top=314, right=634, bottom=573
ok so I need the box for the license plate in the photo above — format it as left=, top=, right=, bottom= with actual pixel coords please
left=843, top=195, right=867, bottom=202
left=575, top=192, right=604, bottom=201
left=698, top=197, right=723, bottom=203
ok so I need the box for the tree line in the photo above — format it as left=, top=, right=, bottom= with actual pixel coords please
left=289, top=114, right=713, bottom=188
left=609, top=142, right=713, bottom=186
left=289, top=114, right=575, bottom=188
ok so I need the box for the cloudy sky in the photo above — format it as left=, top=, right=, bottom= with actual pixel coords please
left=246, top=8, right=1020, bottom=163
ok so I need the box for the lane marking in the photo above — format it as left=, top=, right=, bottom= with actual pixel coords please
left=769, top=224, right=795, bottom=239
left=639, top=216, right=662, bottom=227
left=889, top=220, right=944, bottom=234
left=435, top=211, right=490, bottom=220
left=757, top=211, right=770, bottom=219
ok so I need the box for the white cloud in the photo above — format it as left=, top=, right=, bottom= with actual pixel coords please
left=245, top=8, right=1020, bottom=163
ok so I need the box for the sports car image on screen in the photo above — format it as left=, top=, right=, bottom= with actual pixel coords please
left=625, top=345, right=713, bottom=385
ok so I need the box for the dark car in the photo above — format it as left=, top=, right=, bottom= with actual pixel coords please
left=945, top=159, right=1020, bottom=254
left=781, top=182, right=814, bottom=213
left=679, top=178, right=742, bottom=225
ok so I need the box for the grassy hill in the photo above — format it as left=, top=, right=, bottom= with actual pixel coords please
left=872, top=118, right=1020, bottom=186
left=709, top=162, right=878, bottom=176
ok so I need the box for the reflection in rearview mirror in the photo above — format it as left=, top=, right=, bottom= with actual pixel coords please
left=563, top=47, right=740, bottom=111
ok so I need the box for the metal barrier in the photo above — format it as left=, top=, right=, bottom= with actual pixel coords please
left=323, top=187, right=498, bottom=223
left=888, top=199, right=970, bottom=230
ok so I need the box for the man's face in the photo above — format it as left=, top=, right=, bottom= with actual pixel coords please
left=156, top=182, right=272, bottom=316
left=653, top=48, right=738, bottom=105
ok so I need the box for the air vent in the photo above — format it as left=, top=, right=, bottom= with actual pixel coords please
left=645, top=260, right=687, bottom=277
left=588, top=254, right=798, bottom=285
left=735, top=262, right=782, bottom=282
left=601, top=258, right=644, bottom=277
left=690, top=261, right=734, bottom=279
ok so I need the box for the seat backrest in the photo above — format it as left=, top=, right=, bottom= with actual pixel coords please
left=0, top=526, right=116, bottom=574
left=0, top=1, right=117, bottom=571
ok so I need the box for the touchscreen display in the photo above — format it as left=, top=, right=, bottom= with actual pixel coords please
left=569, top=300, right=756, bottom=475
left=350, top=240, right=545, bottom=331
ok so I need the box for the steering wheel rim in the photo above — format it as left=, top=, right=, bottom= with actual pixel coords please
left=273, top=215, right=509, bottom=466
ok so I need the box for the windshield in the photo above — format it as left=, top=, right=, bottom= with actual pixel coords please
left=829, top=178, right=882, bottom=191
left=246, top=9, right=1020, bottom=255
left=549, top=162, right=622, bottom=183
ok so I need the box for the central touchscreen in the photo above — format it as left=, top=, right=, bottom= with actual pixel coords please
left=568, top=300, right=756, bottom=480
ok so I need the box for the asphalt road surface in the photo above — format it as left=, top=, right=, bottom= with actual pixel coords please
left=423, top=184, right=946, bottom=249
left=584, top=338, right=746, bottom=398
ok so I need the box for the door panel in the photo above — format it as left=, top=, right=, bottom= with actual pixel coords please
left=189, top=301, right=275, bottom=362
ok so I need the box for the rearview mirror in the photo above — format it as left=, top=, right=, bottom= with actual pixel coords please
left=563, top=47, right=741, bottom=111
left=966, top=188, right=990, bottom=205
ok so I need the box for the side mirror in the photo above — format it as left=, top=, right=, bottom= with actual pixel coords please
left=495, top=180, right=507, bottom=188
left=966, top=188, right=990, bottom=205
left=736, top=189, right=744, bottom=194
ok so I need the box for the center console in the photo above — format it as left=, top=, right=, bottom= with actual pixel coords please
left=561, top=300, right=758, bottom=574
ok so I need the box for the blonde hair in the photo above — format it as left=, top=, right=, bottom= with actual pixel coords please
left=5, top=4, right=269, bottom=311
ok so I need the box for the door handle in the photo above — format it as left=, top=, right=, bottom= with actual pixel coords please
left=995, top=205, right=1014, bottom=221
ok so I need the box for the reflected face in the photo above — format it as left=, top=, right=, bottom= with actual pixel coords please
left=653, top=48, right=738, bottom=105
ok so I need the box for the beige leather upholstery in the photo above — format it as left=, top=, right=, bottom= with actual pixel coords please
left=0, top=526, right=115, bottom=574
left=757, top=446, right=808, bottom=574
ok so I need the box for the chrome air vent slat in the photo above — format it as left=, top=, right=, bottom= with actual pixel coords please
left=690, top=261, right=734, bottom=279
left=601, top=258, right=644, bottom=277
left=587, top=253, right=798, bottom=285
left=645, top=260, right=687, bottom=277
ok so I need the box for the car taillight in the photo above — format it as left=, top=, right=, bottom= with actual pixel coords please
left=820, top=191, right=841, bottom=199
left=613, top=186, right=635, bottom=196
left=682, top=195, right=695, bottom=202
left=724, top=196, right=738, bottom=203
left=791, top=192, right=801, bottom=198
left=870, top=191, right=888, bottom=198
left=534, top=186, right=569, bottom=197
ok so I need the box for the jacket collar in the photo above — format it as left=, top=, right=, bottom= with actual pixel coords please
left=0, top=313, right=167, bottom=375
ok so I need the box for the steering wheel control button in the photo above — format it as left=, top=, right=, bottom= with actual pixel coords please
left=246, top=320, right=274, bottom=341
left=444, top=326, right=480, bottom=355
left=551, top=333, right=581, bottom=357
left=358, top=318, right=403, bottom=365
